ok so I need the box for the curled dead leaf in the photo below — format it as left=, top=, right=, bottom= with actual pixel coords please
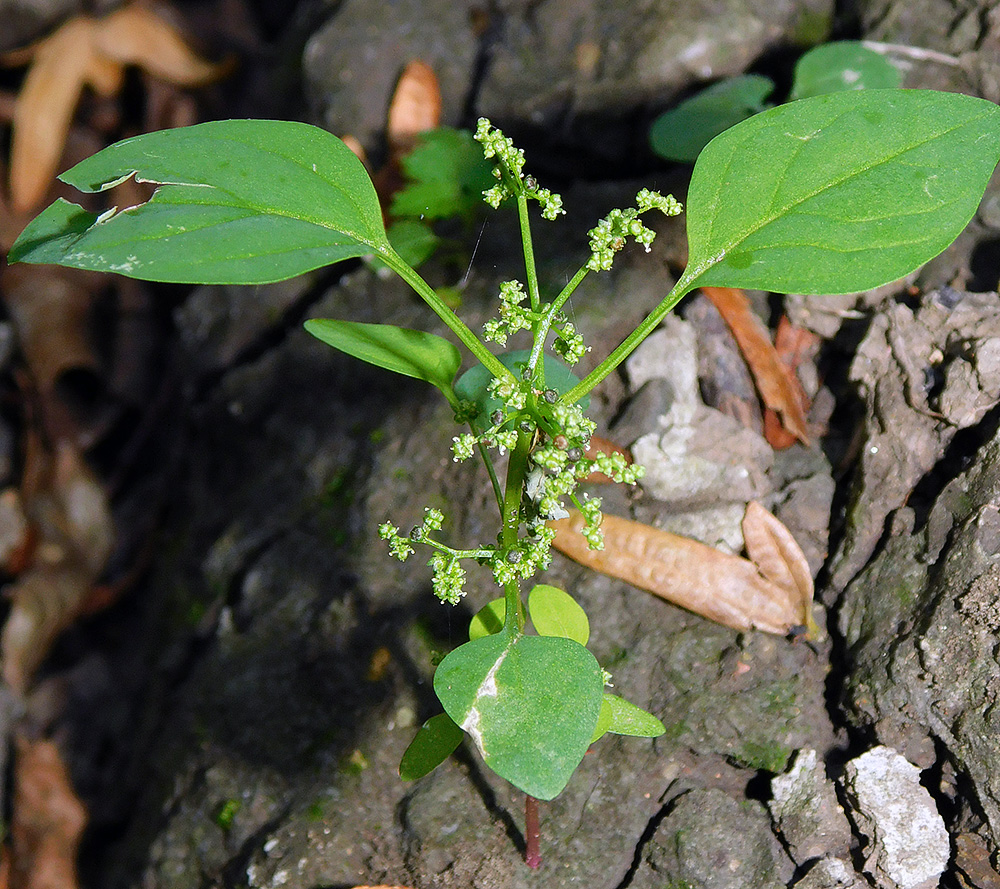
left=1, top=441, right=114, bottom=694
left=8, top=17, right=102, bottom=212
left=741, top=501, right=815, bottom=633
left=11, top=735, right=87, bottom=889
left=701, top=287, right=810, bottom=446
left=94, top=5, right=230, bottom=86
left=550, top=508, right=811, bottom=635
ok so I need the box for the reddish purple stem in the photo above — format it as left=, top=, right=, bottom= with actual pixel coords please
left=525, top=794, right=542, bottom=868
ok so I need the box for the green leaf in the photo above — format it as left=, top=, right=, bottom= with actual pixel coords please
left=390, top=128, right=495, bottom=220
left=9, top=119, right=391, bottom=284
left=469, top=598, right=506, bottom=641
left=603, top=694, right=665, bottom=738
left=304, top=319, right=461, bottom=397
left=454, top=349, right=589, bottom=419
left=399, top=712, right=464, bottom=781
left=434, top=633, right=603, bottom=800
left=649, top=75, right=774, bottom=163
left=527, top=584, right=589, bottom=646
left=383, top=219, right=441, bottom=269
left=684, top=89, right=1000, bottom=295
left=590, top=696, right=614, bottom=744
left=789, top=41, right=902, bottom=101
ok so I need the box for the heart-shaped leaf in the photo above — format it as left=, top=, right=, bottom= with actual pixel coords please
left=10, top=119, right=392, bottom=283
left=304, top=319, right=460, bottom=399
left=527, top=584, right=589, bottom=646
left=684, top=90, right=1000, bottom=295
left=399, top=712, right=464, bottom=781
left=434, top=633, right=603, bottom=800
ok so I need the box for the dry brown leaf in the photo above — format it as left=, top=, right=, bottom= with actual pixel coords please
left=550, top=509, right=806, bottom=634
left=9, top=17, right=101, bottom=212
left=10, top=735, right=87, bottom=889
left=4, top=4, right=228, bottom=212
left=701, top=286, right=810, bottom=446
left=763, top=316, right=821, bottom=448
left=0, top=489, right=33, bottom=575
left=2, top=264, right=102, bottom=396
left=94, top=5, right=229, bottom=85
left=741, top=501, right=814, bottom=631
left=386, top=60, right=441, bottom=155
left=1, top=441, right=114, bottom=694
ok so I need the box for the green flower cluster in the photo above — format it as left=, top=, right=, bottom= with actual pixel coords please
left=475, top=119, right=565, bottom=219
left=587, top=190, right=683, bottom=272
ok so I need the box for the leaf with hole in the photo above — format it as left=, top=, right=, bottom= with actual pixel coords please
left=433, top=632, right=603, bottom=800
left=9, top=119, right=392, bottom=283
left=683, top=89, right=1000, bottom=295
left=304, top=319, right=461, bottom=401
left=399, top=713, right=464, bottom=781
left=527, top=584, right=589, bottom=645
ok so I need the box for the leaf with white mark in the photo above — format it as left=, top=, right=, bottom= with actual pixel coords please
left=433, top=632, right=603, bottom=800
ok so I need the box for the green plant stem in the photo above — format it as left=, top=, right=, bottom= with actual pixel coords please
left=380, top=247, right=516, bottom=385
left=500, top=430, right=533, bottom=635
left=527, top=265, right=589, bottom=376
left=517, top=195, right=542, bottom=314
left=475, top=435, right=504, bottom=512
left=560, top=266, right=699, bottom=404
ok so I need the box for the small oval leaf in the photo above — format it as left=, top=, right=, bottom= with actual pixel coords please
left=10, top=119, right=392, bottom=284
left=469, top=598, right=506, bottom=641
left=789, top=41, right=902, bottom=101
left=304, top=319, right=460, bottom=397
left=603, top=694, right=665, bottom=738
left=399, top=712, right=464, bottom=781
left=684, top=90, right=1000, bottom=295
left=649, top=74, right=774, bottom=163
left=527, top=584, right=589, bottom=646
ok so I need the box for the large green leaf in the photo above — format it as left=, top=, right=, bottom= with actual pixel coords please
left=9, top=119, right=392, bottom=284
left=434, top=633, right=603, bottom=800
left=304, top=319, right=460, bottom=398
left=684, top=89, right=1000, bottom=295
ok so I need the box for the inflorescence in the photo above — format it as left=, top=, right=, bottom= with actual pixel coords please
left=380, top=120, right=676, bottom=606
